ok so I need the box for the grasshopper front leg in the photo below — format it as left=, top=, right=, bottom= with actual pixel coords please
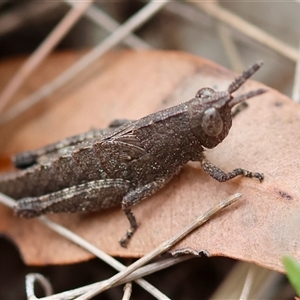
left=120, top=175, right=177, bottom=247
left=198, top=153, right=264, bottom=182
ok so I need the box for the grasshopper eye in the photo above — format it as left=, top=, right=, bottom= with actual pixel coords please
left=201, top=107, right=223, bottom=136
left=196, top=87, right=214, bottom=99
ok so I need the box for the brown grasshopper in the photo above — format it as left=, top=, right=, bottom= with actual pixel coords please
left=0, top=62, right=266, bottom=247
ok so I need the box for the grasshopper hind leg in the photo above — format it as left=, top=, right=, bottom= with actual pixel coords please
left=15, top=179, right=130, bottom=218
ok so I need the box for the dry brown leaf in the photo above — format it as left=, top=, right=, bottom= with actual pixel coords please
left=0, top=50, right=299, bottom=273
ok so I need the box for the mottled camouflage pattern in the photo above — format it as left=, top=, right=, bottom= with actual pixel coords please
left=0, top=62, right=265, bottom=246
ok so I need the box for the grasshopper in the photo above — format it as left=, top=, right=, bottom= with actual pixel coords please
left=0, top=62, right=265, bottom=247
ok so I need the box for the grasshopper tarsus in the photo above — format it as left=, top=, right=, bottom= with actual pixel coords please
left=0, top=62, right=265, bottom=247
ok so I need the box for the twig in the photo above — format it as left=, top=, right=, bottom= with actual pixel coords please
left=239, top=265, right=255, bottom=300
left=63, top=0, right=150, bottom=49
left=38, top=256, right=193, bottom=300
left=168, top=1, right=244, bottom=72
left=0, top=0, right=168, bottom=125
left=40, top=217, right=170, bottom=300
left=0, top=192, right=169, bottom=300
left=0, top=2, right=61, bottom=37
left=192, top=2, right=298, bottom=62
left=292, top=39, right=300, bottom=102
left=165, top=1, right=211, bottom=27
left=217, top=25, right=244, bottom=73
left=0, top=1, right=94, bottom=113
left=0, top=191, right=15, bottom=208
left=0, top=191, right=241, bottom=299
left=25, top=273, right=53, bottom=299
left=76, top=193, right=242, bottom=299
left=122, top=283, right=132, bottom=300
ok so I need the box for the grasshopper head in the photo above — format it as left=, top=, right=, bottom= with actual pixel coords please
left=188, top=61, right=266, bottom=148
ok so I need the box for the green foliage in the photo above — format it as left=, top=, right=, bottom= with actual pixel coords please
left=283, top=255, right=300, bottom=296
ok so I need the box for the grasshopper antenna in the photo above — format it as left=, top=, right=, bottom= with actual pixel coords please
left=227, top=61, right=266, bottom=108
left=228, top=61, right=264, bottom=94
left=229, top=88, right=266, bottom=108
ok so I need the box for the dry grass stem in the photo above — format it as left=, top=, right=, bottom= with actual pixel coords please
left=0, top=0, right=94, bottom=113
left=0, top=191, right=15, bottom=208
left=0, top=192, right=169, bottom=300
left=63, top=0, right=151, bottom=49
left=292, top=39, right=300, bottom=102
left=239, top=265, right=255, bottom=300
left=0, top=2, right=60, bottom=37
left=0, top=0, right=168, bottom=125
left=38, top=256, right=193, bottom=300
left=76, top=193, right=242, bottom=299
left=25, top=273, right=53, bottom=298
left=192, top=2, right=298, bottom=62
left=217, top=25, right=244, bottom=72
left=122, top=283, right=132, bottom=300
left=0, top=183, right=241, bottom=298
